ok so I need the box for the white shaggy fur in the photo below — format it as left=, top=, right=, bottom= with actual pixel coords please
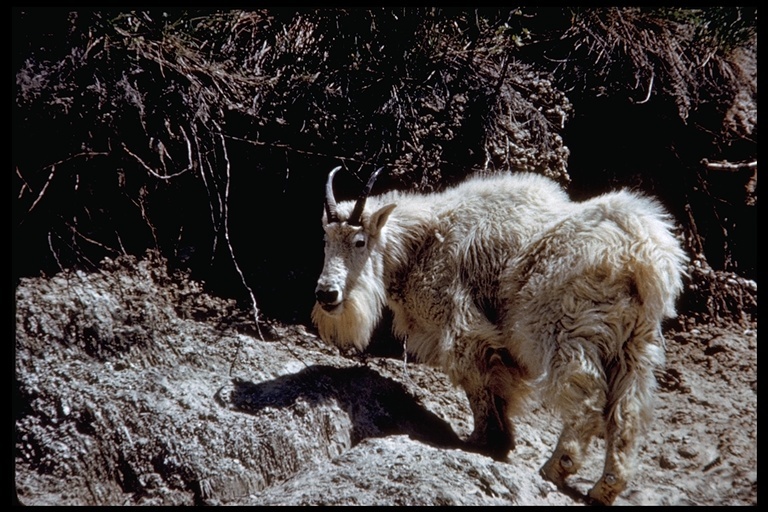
left=312, top=171, right=687, bottom=505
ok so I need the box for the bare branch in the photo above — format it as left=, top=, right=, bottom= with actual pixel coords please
left=47, top=231, right=64, bottom=273
left=212, top=124, right=311, bottom=375
left=16, top=166, right=32, bottom=198
left=213, top=124, right=264, bottom=375
left=122, top=143, right=194, bottom=180
left=129, top=190, right=160, bottom=249
left=223, top=133, right=374, bottom=167
left=68, top=223, right=122, bottom=256
left=701, top=159, right=757, bottom=172
left=179, top=125, right=196, bottom=174
left=635, top=71, right=654, bottom=104
left=27, top=165, right=57, bottom=216
left=194, top=133, right=223, bottom=262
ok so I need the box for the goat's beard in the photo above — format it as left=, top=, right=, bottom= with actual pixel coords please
left=311, top=283, right=386, bottom=352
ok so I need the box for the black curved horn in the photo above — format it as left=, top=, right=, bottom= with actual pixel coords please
left=348, top=167, right=385, bottom=226
left=325, top=166, right=342, bottom=223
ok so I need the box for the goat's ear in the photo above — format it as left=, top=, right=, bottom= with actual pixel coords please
left=367, top=203, right=396, bottom=236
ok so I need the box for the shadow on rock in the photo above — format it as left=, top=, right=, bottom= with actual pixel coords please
left=215, top=364, right=465, bottom=451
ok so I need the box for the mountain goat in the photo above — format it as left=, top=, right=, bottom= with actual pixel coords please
left=312, top=166, right=687, bottom=505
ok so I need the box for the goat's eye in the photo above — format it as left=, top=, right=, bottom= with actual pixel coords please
left=355, top=239, right=366, bottom=248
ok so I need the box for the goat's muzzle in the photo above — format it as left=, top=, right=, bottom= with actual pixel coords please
left=315, top=287, right=342, bottom=312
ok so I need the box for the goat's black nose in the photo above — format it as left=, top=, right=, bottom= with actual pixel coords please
left=315, top=289, right=339, bottom=305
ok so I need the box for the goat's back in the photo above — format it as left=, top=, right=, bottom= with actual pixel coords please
left=386, top=172, right=572, bottom=307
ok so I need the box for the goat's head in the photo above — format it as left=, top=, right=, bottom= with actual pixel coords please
left=314, top=166, right=396, bottom=318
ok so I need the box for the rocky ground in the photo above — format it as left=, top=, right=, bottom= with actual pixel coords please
left=14, top=254, right=757, bottom=505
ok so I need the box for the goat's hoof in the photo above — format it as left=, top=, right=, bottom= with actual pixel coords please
left=540, top=454, right=575, bottom=488
left=539, top=459, right=568, bottom=487
left=466, top=440, right=511, bottom=462
left=466, top=428, right=514, bottom=462
left=587, top=474, right=625, bottom=506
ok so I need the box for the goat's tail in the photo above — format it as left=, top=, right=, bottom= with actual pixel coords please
left=613, top=193, right=689, bottom=321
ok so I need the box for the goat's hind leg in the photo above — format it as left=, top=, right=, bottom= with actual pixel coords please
left=540, top=354, right=606, bottom=490
left=588, top=338, right=659, bottom=505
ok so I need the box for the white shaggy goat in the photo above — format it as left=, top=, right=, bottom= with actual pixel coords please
left=312, top=166, right=687, bottom=505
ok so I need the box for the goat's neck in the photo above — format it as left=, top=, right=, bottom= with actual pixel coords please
left=379, top=206, right=435, bottom=294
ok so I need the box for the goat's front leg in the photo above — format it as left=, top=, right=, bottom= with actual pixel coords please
left=462, top=344, right=530, bottom=461
left=464, top=384, right=515, bottom=461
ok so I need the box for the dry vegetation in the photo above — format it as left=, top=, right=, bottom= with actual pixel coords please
left=14, top=7, right=756, bottom=327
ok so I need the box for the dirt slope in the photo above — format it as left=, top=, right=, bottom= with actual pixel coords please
left=14, top=255, right=757, bottom=505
